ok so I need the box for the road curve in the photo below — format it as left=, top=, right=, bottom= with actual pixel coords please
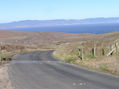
left=8, top=51, right=119, bottom=89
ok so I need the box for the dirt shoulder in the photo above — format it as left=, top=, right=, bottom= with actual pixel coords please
left=0, top=64, right=13, bottom=89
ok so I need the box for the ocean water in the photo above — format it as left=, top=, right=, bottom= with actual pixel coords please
left=13, top=23, right=119, bottom=34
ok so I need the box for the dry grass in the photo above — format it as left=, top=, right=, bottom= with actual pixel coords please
left=1, top=30, right=119, bottom=88
left=53, top=41, right=119, bottom=75
left=0, top=30, right=98, bottom=46
left=54, top=49, right=119, bottom=75
left=74, top=56, right=119, bottom=75
left=1, top=30, right=119, bottom=76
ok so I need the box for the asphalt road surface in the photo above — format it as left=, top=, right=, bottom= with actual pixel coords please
left=8, top=51, right=119, bottom=89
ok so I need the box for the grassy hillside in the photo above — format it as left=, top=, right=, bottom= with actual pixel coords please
left=53, top=31, right=119, bottom=75
left=0, top=30, right=96, bottom=62
left=0, top=30, right=97, bottom=45
left=0, top=30, right=119, bottom=75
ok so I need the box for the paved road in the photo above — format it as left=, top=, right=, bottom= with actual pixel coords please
left=8, top=51, right=119, bottom=89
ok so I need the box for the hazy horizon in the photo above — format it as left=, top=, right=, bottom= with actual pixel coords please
left=0, top=0, right=119, bottom=23
left=1, top=17, right=119, bottom=24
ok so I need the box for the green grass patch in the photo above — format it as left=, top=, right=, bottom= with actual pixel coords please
left=85, top=54, right=96, bottom=60
left=99, top=64, right=110, bottom=72
left=66, top=58, right=74, bottom=64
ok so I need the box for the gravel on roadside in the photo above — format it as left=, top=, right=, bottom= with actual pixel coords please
left=0, top=64, right=13, bottom=89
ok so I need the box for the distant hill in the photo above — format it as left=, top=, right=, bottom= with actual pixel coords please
left=0, top=17, right=119, bottom=29
left=0, top=30, right=97, bottom=45
left=0, top=30, right=119, bottom=46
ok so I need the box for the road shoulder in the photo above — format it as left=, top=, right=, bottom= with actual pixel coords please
left=0, top=64, right=13, bottom=89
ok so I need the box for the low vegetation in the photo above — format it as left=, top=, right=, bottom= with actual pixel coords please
left=53, top=39, right=119, bottom=75
left=0, top=30, right=119, bottom=76
left=0, top=43, right=52, bottom=64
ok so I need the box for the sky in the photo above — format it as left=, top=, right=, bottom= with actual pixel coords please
left=0, top=0, right=119, bottom=23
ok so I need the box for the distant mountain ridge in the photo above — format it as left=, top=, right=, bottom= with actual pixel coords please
left=0, top=18, right=119, bottom=29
